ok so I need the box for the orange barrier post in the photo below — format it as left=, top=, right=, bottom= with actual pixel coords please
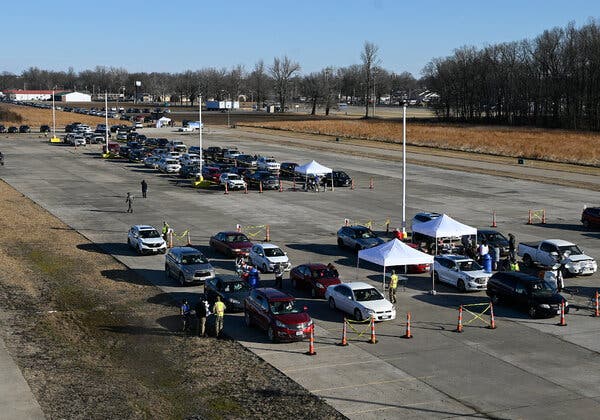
left=542, top=209, right=546, bottom=224
left=337, top=318, right=349, bottom=346
left=402, top=312, right=413, bottom=339
left=168, top=231, right=174, bottom=248
left=350, top=179, right=355, bottom=190
left=186, top=231, right=192, bottom=246
left=344, top=218, right=350, bottom=227
left=265, top=225, right=270, bottom=242
left=279, top=179, right=283, bottom=192
left=593, top=290, right=599, bottom=318
left=292, top=175, right=297, bottom=191
left=488, top=302, right=497, bottom=329
left=224, top=182, right=229, bottom=195
left=259, top=181, right=263, bottom=194
left=244, top=184, right=248, bottom=194
left=528, top=209, right=533, bottom=225
left=557, top=300, right=567, bottom=326
left=305, top=324, right=317, bottom=356
left=491, top=211, right=497, bottom=228
left=368, top=316, right=378, bottom=344
left=455, top=305, right=463, bottom=333
left=236, top=224, right=242, bottom=233
left=369, top=177, right=374, bottom=190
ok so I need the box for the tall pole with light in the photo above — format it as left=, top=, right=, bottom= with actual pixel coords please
left=401, top=99, right=407, bottom=239
left=105, top=92, right=109, bottom=153
left=51, top=89, right=57, bottom=141
left=198, top=94, right=203, bottom=180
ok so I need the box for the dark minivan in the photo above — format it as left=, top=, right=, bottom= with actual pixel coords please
left=486, top=271, right=568, bottom=318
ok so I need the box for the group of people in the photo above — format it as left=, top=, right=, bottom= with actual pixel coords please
left=236, top=257, right=262, bottom=288
left=180, top=295, right=227, bottom=338
left=124, top=180, right=149, bottom=213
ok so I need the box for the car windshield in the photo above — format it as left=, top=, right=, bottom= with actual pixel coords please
left=226, top=235, right=249, bottom=243
left=356, top=229, right=375, bottom=239
left=354, top=288, right=384, bottom=302
left=558, top=245, right=583, bottom=255
left=485, top=232, right=507, bottom=242
left=270, top=300, right=300, bottom=315
left=531, top=281, right=556, bottom=296
left=458, top=260, right=482, bottom=271
left=139, top=229, right=160, bottom=239
left=264, top=248, right=285, bottom=257
left=223, top=281, right=250, bottom=293
left=227, top=175, right=240, bottom=181
left=181, top=254, right=208, bottom=265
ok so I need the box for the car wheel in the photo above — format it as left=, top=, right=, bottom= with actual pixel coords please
left=267, top=326, right=276, bottom=342
left=137, top=244, right=143, bottom=255
left=523, top=254, right=533, bottom=268
left=291, top=278, right=297, bottom=289
left=337, top=238, right=344, bottom=247
left=354, top=308, right=363, bottom=321
left=178, top=272, right=185, bottom=286
left=582, top=219, right=590, bottom=228
left=528, top=305, right=537, bottom=318
left=457, top=280, right=466, bottom=293
left=328, top=297, right=336, bottom=310
left=244, top=311, right=252, bottom=327
left=310, top=287, right=316, bottom=298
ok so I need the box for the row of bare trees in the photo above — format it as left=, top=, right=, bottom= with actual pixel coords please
left=423, top=20, right=600, bottom=130
left=0, top=43, right=419, bottom=117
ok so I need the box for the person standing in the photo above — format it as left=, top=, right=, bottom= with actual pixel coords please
left=508, top=233, right=516, bottom=260
left=213, top=296, right=226, bottom=338
left=195, top=296, right=209, bottom=337
left=478, top=240, right=489, bottom=262
left=180, top=299, right=191, bottom=334
left=125, top=192, right=134, bottom=213
left=162, top=221, right=170, bottom=241
left=389, top=270, right=399, bottom=304
left=274, top=263, right=284, bottom=289
left=141, top=179, right=148, bottom=198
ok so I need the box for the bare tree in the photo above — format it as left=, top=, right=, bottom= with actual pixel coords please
left=248, top=60, right=269, bottom=106
left=360, top=41, right=380, bottom=118
left=269, top=56, right=300, bottom=112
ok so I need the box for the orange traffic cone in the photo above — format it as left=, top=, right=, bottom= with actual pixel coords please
left=593, top=290, right=599, bottom=318
left=402, top=312, right=413, bottom=339
left=224, top=182, right=229, bottom=195
left=369, top=177, right=374, bottom=189
left=337, top=318, right=348, bottom=346
left=557, top=300, right=567, bottom=326
left=491, top=211, right=497, bottom=228
left=305, top=325, right=316, bottom=356
left=350, top=179, right=355, bottom=190
left=488, top=302, right=497, bottom=329
left=455, top=305, right=463, bottom=333
left=279, top=180, right=283, bottom=192
left=259, top=181, right=263, bottom=194
left=368, top=316, right=378, bottom=344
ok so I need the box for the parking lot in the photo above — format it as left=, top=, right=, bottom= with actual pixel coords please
left=2, top=126, right=600, bottom=419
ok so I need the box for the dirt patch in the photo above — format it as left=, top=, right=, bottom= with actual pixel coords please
left=0, top=104, right=124, bottom=129
left=0, top=181, right=343, bottom=419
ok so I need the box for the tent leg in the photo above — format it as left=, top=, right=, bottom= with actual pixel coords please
left=382, top=266, right=386, bottom=292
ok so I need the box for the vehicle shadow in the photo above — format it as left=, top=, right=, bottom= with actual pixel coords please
left=77, top=242, right=138, bottom=256
left=88, top=209, right=127, bottom=214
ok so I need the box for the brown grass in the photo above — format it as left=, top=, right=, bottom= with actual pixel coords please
left=0, top=104, right=124, bottom=128
left=241, top=119, right=600, bottom=166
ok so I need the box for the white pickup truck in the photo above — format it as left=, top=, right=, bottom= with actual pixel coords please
left=517, top=239, right=597, bottom=276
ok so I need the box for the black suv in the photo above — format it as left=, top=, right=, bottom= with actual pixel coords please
left=19, top=125, right=31, bottom=133
left=247, top=171, right=279, bottom=190
left=486, top=271, right=567, bottom=318
left=320, top=170, right=352, bottom=187
left=40, top=125, right=51, bottom=133
left=279, top=162, right=298, bottom=180
left=0, top=125, right=5, bottom=133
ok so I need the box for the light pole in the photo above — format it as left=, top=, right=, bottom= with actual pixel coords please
left=401, top=99, right=407, bottom=239
left=105, top=92, right=109, bottom=153
left=51, top=89, right=59, bottom=142
left=198, top=94, right=203, bottom=180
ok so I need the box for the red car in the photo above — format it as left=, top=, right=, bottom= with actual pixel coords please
left=290, top=263, right=342, bottom=298
left=244, top=288, right=313, bottom=342
left=406, top=243, right=431, bottom=274
left=202, top=166, right=221, bottom=183
left=209, top=231, right=253, bottom=257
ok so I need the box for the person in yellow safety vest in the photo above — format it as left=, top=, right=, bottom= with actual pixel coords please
left=389, top=270, right=399, bottom=304
left=213, top=296, right=226, bottom=338
left=509, top=258, right=520, bottom=272
left=162, top=221, right=170, bottom=241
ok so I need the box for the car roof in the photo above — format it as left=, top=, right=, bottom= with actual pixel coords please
left=414, top=212, right=441, bottom=218
left=256, top=287, right=294, bottom=300
left=301, top=263, right=329, bottom=270
left=217, top=231, right=246, bottom=236
left=478, top=229, right=500, bottom=234
left=545, top=239, right=576, bottom=246
left=342, top=282, right=375, bottom=290
left=170, top=246, right=202, bottom=254
left=257, top=243, right=280, bottom=249
left=133, top=225, right=156, bottom=230
left=436, top=255, right=472, bottom=262
left=492, top=272, right=540, bottom=282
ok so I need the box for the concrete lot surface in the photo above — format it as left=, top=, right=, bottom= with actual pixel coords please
left=1, top=126, right=600, bottom=419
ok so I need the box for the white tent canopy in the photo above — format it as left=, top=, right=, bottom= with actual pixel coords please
left=294, top=160, right=332, bottom=176
left=357, top=239, right=433, bottom=290
left=412, top=214, right=476, bottom=238
left=155, top=116, right=171, bottom=128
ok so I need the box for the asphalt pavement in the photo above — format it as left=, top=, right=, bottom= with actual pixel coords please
left=1, top=127, right=600, bottom=419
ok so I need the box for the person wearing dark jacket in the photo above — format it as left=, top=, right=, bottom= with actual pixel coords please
left=508, top=233, right=516, bottom=260
left=195, top=297, right=209, bottom=337
left=141, top=179, right=148, bottom=198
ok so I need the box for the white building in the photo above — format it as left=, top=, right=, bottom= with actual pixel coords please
left=4, top=90, right=54, bottom=101
left=56, top=91, right=92, bottom=102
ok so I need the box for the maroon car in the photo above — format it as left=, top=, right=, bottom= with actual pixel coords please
left=209, top=231, right=253, bottom=257
left=582, top=207, right=600, bottom=229
left=244, top=288, right=312, bottom=342
left=290, top=263, right=342, bottom=298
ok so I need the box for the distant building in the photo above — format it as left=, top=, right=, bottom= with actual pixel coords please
left=4, top=89, right=54, bottom=101
left=55, top=91, right=92, bottom=102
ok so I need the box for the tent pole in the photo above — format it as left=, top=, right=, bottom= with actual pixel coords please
left=383, top=266, right=386, bottom=292
left=355, top=255, right=360, bottom=280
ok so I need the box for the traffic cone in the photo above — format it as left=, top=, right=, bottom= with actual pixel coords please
left=244, top=184, right=248, bottom=194
left=305, top=325, right=316, bottom=356
left=402, top=312, right=413, bottom=339
left=224, top=182, right=229, bottom=195
left=593, top=290, right=599, bottom=318
left=491, top=211, right=497, bottom=228
left=259, top=181, right=263, bottom=194
left=337, top=318, right=349, bottom=346
left=186, top=231, right=192, bottom=246
left=369, top=177, right=374, bottom=190
left=265, top=225, right=270, bottom=242
left=488, top=302, right=497, bottom=329
left=368, top=316, right=378, bottom=344
left=557, top=300, right=567, bottom=326
left=455, top=305, right=463, bottom=333
left=350, top=179, right=355, bottom=190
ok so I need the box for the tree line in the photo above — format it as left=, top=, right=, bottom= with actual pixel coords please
left=423, top=19, right=600, bottom=130
left=0, top=43, right=418, bottom=118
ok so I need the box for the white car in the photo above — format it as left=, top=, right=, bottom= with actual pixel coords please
left=134, top=122, right=144, bottom=129
left=219, top=173, right=247, bottom=190
left=180, top=153, right=200, bottom=166
left=127, top=225, right=167, bottom=255
left=158, top=158, right=181, bottom=173
left=433, top=255, right=489, bottom=292
left=248, top=243, right=291, bottom=273
left=223, top=148, right=242, bottom=160
left=325, top=282, right=396, bottom=321
left=178, top=126, right=194, bottom=132
left=257, top=156, right=281, bottom=172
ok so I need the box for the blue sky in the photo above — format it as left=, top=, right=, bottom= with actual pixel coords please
left=3, top=0, right=598, bottom=77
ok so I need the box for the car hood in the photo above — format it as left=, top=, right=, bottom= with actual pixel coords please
left=565, top=254, right=595, bottom=263
left=141, top=237, right=165, bottom=245
left=266, top=255, right=289, bottom=264
left=359, top=299, right=393, bottom=312
left=183, top=263, right=214, bottom=273
left=357, top=237, right=385, bottom=248
left=276, top=312, right=311, bottom=325
left=463, top=270, right=489, bottom=279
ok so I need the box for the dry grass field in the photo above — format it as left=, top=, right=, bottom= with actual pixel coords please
left=241, top=119, right=600, bottom=166
left=0, top=104, right=124, bottom=128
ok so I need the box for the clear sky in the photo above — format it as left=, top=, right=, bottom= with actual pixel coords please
left=3, top=0, right=598, bottom=77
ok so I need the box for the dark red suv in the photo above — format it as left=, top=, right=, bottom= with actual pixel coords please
left=290, top=263, right=341, bottom=298
left=582, top=207, right=600, bottom=229
left=244, top=288, right=312, bottom=342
